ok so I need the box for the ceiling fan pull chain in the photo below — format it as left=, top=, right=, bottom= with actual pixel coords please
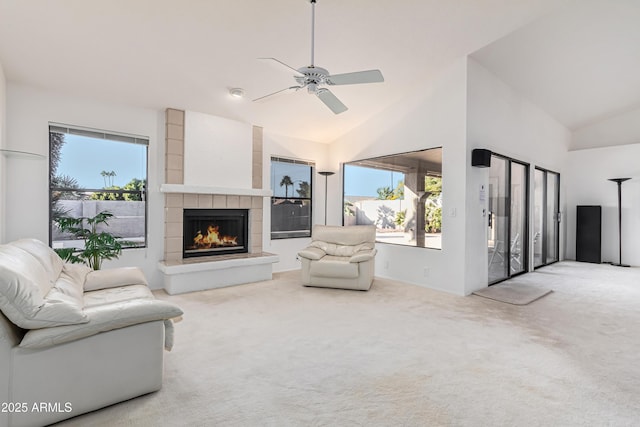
left=310, top=0, right=316, bottom=67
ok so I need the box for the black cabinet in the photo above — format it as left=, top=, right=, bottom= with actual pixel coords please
left=576, top=205, right=601, bottom=263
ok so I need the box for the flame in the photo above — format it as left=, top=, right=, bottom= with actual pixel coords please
left=192, top=224, right=238, bottom=249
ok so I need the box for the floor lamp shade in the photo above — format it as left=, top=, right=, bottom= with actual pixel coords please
left=318, top=171, right=335, bottom=225
left=608, top=178, right=631, bottom=267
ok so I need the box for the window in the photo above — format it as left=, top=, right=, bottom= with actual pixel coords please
left=270, top=157, right=313, bottom=239
left=343, top=147, right=442, bottom=249
left=49, top=124, right=148, bottom=249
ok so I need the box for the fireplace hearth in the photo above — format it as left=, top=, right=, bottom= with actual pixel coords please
left=183, top=209, right=248, bottom=258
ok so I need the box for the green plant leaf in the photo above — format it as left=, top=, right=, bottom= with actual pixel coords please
left=53, top=210, right=125, bottom=270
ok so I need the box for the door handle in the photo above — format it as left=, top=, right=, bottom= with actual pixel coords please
left=488, top=211, right=492, bottom=227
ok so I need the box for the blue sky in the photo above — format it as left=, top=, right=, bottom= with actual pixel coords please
left=344, top=164, right=403, bottom=197
left=58, top=134, right=147, bottom=188
left=272, top=162, right=403, bottom=198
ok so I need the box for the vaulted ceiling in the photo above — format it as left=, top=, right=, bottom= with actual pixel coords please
left=1, top=0, right=638, bottom=145
left=472, top=0, right=640, bottom=132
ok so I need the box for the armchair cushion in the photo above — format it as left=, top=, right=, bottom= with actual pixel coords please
left=297, top=246, right=326, bottom=260
left=349, top=249, right=377, bottom=263
left=309, top=241, right=374, bottom=257
left=309, top=255, right=359, bottom=278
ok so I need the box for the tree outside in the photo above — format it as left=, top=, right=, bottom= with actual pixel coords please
left=280, top=175, right=293, bottom=198
left=425, top=176, right=442, bottom=233
left=296, top=181, right=310, bottom=198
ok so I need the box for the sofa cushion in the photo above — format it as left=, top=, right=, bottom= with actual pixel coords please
left=20, top=299, right=183, bottom=349
left=84, top=267, right=149, bottom=292
left=9, top=238, right=64, bottom=288
left=84, top=284, right=154, bottom=308
left=54, top=264, right=90, bottom=303
left=0, top=245, right=88, bottom=329
left=309, top=255, right=359, bottom=279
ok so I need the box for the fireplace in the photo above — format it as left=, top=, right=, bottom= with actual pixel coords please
left=183, top=209, right=249, bottom=258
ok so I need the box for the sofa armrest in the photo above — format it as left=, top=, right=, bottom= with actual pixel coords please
left=298, top=247, right=326, bottom=260
left=20, top=299, right=183, bottom=349
left=349, top=249, right=377, bottom=263
left=84, top=267, right=149, bottom=292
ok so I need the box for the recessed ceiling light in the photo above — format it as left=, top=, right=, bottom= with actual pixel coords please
left=229, top=88, right=245, bottom=99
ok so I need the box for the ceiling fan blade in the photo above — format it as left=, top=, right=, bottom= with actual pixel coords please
left=252, top=86, right=302, bottom=102
left=258, top=57, right=305, bottom=76
left=326, top=69, right=384, bottom=86
left=316, top=88, right=348, bottom=114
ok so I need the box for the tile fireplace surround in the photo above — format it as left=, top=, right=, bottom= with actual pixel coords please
left=158, top=109, right=278, bottom=294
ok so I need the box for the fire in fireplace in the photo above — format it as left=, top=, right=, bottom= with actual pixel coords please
left=183, top=209, right=248, bottom=258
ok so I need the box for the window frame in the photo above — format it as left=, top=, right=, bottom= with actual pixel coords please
left=48, top=123, right=149, bottom=250
left=342, top=147, right=443, bottom=250
left=270, top=156, right=314, bottom=240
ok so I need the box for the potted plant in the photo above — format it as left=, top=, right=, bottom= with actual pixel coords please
left=54, top=210, right=128, bottom=270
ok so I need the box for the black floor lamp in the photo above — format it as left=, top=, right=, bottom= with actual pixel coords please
left=608, top=177, right=631, bottom=267
left=318, top=171, right=335, bottom=225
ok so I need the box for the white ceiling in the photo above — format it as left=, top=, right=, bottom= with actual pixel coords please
left=2, top=0, right=636, bottom=144
left=472, top=0, right=640, bottom=131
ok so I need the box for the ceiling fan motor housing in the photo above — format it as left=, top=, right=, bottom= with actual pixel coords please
left=295, top=66, right=330, bottom=91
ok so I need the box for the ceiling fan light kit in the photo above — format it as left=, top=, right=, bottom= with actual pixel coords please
left=253, top=0, right=384, bottom=114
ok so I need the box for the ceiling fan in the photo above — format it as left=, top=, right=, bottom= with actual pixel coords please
left=253, top=0, right=384, bottom=114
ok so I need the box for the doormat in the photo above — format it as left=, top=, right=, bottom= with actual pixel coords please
left=473, top=283, right=552, bottom=305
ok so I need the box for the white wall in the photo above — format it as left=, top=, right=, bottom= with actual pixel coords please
left=0, top=62, right=6, bottom=243
left=326, top=57, right=571, bottom=296
left=330, top=59, right=469, bottom=295
left=184, top=111, right=252, bottom=189
left=263, top=131, right=330, bottom=272
left=466, top=58, right=571, bottom=292
left=4, top=83, right=166, bottom=288
left=565, top=144, right=640, bottom=266
left=572, top=107, right=640, bottom=150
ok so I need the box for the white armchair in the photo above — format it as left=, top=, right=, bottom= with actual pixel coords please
left=298, top=225, right=377, bottom=290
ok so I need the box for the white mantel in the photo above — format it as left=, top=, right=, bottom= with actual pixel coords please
left=160, top=183, right=271, bottom=197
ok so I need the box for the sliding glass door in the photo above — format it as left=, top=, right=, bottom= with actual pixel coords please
left=534, top=168, right=560, bottom=268
left=488, top=157, right=508, bottom=283
left=487, top=154, right=529, bottom=284
left=510, top=162, right=527, bottom=275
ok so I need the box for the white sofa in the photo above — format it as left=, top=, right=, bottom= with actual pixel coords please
left=0, top=238, right=182, bottom=427
left=298, top=225, right=377, bottom=290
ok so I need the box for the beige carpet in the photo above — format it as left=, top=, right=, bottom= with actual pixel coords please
left=472, top=282, right=552, bottom=305
left=54, top=261, right=640, bottom=426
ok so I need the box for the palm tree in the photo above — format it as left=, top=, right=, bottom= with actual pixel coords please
left=280, top=175, right=293, bottom=198
left=100, top=170, right=117, bottom=187
left=51, top=174, right=82, bottom=221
